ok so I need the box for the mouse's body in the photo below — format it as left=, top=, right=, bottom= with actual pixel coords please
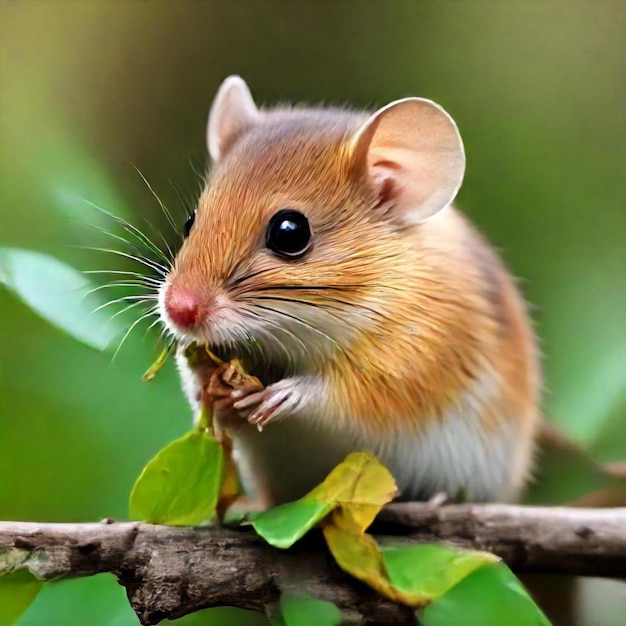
left=160, top=76, right=541, bottom=507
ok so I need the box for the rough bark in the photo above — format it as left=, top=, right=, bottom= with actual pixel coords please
left=1, top=504, right=624, bottom=625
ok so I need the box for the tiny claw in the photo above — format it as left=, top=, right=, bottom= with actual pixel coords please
left=233, top=391, right=266, bottom=410
left=247, top=390, right=290, bottom=428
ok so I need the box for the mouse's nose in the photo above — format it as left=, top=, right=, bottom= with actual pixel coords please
left=164, top=285, right=203, bottom=329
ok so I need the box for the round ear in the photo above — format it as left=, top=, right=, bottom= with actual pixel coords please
left=351, top=97, right=465, bottom=225
left=207, top=76, right=260, bottom=162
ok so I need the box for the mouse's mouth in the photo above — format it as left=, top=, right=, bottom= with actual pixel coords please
left=201, top=341, right=291, bottom=387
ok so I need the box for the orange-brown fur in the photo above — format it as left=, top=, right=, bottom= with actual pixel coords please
left=164, top=92, right=541, bottom=504
left=173, top=109, right=539, bottom=432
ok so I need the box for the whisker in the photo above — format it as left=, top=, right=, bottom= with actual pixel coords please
left=152, top=325, right=168, bottom=349
left=82, top=247, right=168, bottom=276
left=248, top=294, right=355, bottom=333
left=230, top=266, right=280, bottom=288
left=187, top=156, right=207, bottom=185
left=77, top=196, right=171, bottom=265
left=148, top=220, right=177, bottom=264
left=78, top=220, right=170, bottom=265
left=241, top=307, right=310, bottom=357
left=256, top=291, right=393, bottom=326
left=93, top=294, right=158, bottom=314
left=250, top=283, right=372, bottom=292
left=107, top=299, right=151, bottom=322
left=84, top=270, right=163, bottom=286
left=131, top=164, right=179, bottom=235
left=168, top=180, right=197, bottom=221
left=239, top=306, right=305, bottom=372
left=253, top=303, right=343, bottom=354
left=146, top=316, right=164, bottom=333
left=113, top=308, right=160, bottom=360
left=85, top=281, right=156, bottom=296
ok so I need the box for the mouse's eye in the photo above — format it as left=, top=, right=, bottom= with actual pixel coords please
left=183, top=212, right=196, bottom=238
left=265, top=209, right=313, bottom=259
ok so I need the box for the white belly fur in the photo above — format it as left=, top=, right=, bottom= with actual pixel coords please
left=179, top=352, right=531, bottom=505
left=233, top=404, right=529, bottom=506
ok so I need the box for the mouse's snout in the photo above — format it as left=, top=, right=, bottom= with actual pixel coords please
left=163, top=284, right=205, bottom=330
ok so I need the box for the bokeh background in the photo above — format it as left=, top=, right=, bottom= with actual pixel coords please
left=1, top=2, right=624, bottom=625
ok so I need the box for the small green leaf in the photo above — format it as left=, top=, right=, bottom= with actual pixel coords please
left=381, top=544, right=497, bottom=600
left=252, top=452, right=398, bottom=549
left=129, top=430, right=225, bottom=525
left=0, top=247, right=124, bottom=351
left=252, top=500, right=332, bottom=549
left=0, top=569, right=44, bottom=626
left=418, top=562, right=551, bottom=626
left=279, top=594, right=341, bottom=626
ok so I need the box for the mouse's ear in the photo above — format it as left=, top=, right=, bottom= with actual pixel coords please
left=207, top=76, right=260, bottom=162
left=351, top=97, right=465, bottom=225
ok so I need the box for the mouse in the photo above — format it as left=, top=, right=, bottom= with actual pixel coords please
left=157, top=75, right=541, bottom=507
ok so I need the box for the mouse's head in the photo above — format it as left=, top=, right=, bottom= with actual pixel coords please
left=159, top=76, right=465, bottom=380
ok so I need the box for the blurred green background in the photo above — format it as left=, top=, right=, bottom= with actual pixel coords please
left=1, top=1, right=624, bottom=625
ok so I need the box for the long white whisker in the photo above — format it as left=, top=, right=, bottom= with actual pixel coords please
left=252, top=303, right=344, bottom=355
left=240, top=306, right=309, bottom=368
left=107, top=300, right=151, bottom=322
left=238, top=311, right=294, bottom=372
left=148, top=221, right=176, bottom=264
left=83, top=247, right=168, bottom=276
left=78, top=196, right=171, bottom=265
left=252, top=294, right=357, bottom=330
left=81, top=221, right=169, bottom=265
left=131, top=164, right=179, bottom=235
left=93, top=294, right=158, bottom=314
left=113, top=309, right=159, bottom=360
left=155, top=325, right=170, bottom=346
left=85, top=282, right=156, bottom=297
left=84, top=270, right=162, bottom=286
left=146, top=316, right=163, bottom=332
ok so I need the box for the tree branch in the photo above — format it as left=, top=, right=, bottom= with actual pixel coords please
left=1, top=504, right=624, bottom=625
left=379, top=502, right=626, bottom=577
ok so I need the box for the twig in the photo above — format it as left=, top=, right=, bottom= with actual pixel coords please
left=1, top=504, right=624, bottom=625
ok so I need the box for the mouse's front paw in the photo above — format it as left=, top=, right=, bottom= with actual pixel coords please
left=233, top=378, right=303, bottom=431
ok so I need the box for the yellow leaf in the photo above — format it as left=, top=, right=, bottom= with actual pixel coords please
left=308, top=452, right=397, bottom=505
left=323, top=523, right=421, bottom=606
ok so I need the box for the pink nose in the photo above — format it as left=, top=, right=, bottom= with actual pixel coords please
left=164, top=286, right=203, bottom=329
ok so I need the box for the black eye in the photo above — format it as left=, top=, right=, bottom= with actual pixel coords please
left=265, top=209, right=313, bottom=259
left=183, top=212, right=196, bottom=238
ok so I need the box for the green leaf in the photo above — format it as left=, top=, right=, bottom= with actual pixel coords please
left=252, top=500, right=332, bottom=549
left=252, top=452, right=397, bottom=549
left=14, top=574, right=137, bottom=626
left=279, top=594, right=341, bottom=626
left=129, top=430, right=225, bottom=525
left=381, top=544, right=497, bottom=600
left=162, top=606, right=268, bottom=626
left=418, top=563, right=551, bottom=626
left=0, top=569, right=44, bottom=626
left=0, top=247, right=124, bottom=351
